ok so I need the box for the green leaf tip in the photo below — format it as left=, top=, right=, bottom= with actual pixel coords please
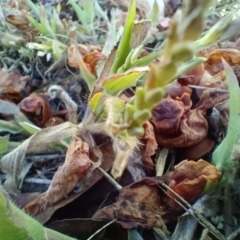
left=212, top=59, right=240, bottom=170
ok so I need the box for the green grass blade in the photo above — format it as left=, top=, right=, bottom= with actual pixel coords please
left=212, top=60, right=240, bottom=169
left=26, top=0, right=40, bottom=16
left=68, top=0, right=89, bottom=25
left=39, top=5, right=56, bottom=39
left=0, top=188, right=75, bottom=240
left=103, top=70, right=145, bottom=95
left=0, top=120, right=22, bottom=134
left=0, top=135, right=9, bottom=155
left=26, top=15, right=49, bottom=36
left=110, top=0, right=136, bottom=74
left=83, top=0, right=94, bottom=25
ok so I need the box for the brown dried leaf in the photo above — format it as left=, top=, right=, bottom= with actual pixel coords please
left=168, top=159, right=221, bottom=208
left=131, top=20, right=151, bottom=49
left=0, top=69, right=30, bottom=103
left=178, top=63, right=205, bottom=86
left=30, top=135, right=115, bottom=224
left=202, top=48, right=240, bottom=75
left=177, top=137, right=215, bottom=160
left=1, top=122, right=79, bottom=193
left=165, top=80, right=192, bottom=98
left=18, top=92, right=52, bottom=127
left=83, top=51, right=107, bottom=75
left=151, top=93, right=208, bottom=148
left=6, top=14, right=29, bottom=26
left=196, top=89, right=229, bottom=109
left=24, top=136, right=92, bottom=216
left=68, top=44, right=103, bottom=69
left=140, top=121, right=158, bottom=169
left=93, top=160, right=220, bottom=228
left=93, top=178, right=175, bottom=229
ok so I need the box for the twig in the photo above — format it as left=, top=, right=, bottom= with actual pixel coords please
left=24, top=178, right=52, bottom=185
left=97, top=166, right=122, bottom=190
left=160, top=182, right=226, bottom=240
left=187, top=85, right=229, bottom=93
left=86, top=219, right=117, bottom=240
left=227, top=227, right=240, bottom=240
left=200, top=229, right=212, bottom=240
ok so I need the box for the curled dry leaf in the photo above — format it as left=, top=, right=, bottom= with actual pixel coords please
left=201, top=48, right=240, bottom=75
left=194, top=71, right=227, bottom=99
left=140, top=121, right=158, bottom=169
left=83, top=51, right=107, bottom=75
left=18, top=92, right=52, bottom=127
left=196, top=89, right=229, bottom=109
left=93, top=160, right=220, bottom=229
left=178, top=63, right=205, bottom=86
left=177, top=137, right=215, bottom=160
left=68, top=44, right=103, bottom=69
left=168, top=159, right=221, bottom=208
left=0, top=122, right=79, bottom=194
left=177, top=63, right=228, bottom=99
left=24, top=136, right=92, bottom=216
left=0, top=69, right=30, bottom=103
left=93, top=178, right=175, bottom=229
left=6, top=14, right=29, bottom=26
left=165, top=80, right=192, bottom=98
left=151, top=93, right=208, bottom=148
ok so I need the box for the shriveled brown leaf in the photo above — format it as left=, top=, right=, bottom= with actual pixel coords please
left=140, top=121, right=158, bottom=169
left=131, top=20, right=151, bottom=49
left=177, top=62, right=228, bottom=99
left=194, top=70, right=228, bottom=99
left=18, top=92, right=52, bottom=127
left=165, top=80, right=192, bottom=98
left=24, top=136, right=92, bottom=216
left=178, top=63, right=205, bottom=86
left=151, top=93, right=208, bottom=148
left=93, top=178, right=175, bottom=229
left=6, top=14, right=29, bottom=26
left=83, top=51, right=107, bottom=75
left=93, top=160, right=220, bottom=228
left=196, top=89, right=229, bottom=109
left=0, top=122, right=79, bottom=194
left=168, top=159, right=221, bottom=208
left=201, top=48, right=240, bottom=75
left=68, top=44, right=103, bottom=69
left=24, top=134, right=114, bottom=224
left=0, top=69, right=30, bottom=103
left=177, top=137, right=215, bottom=160
left=151, top=93, right=192, bottom=135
